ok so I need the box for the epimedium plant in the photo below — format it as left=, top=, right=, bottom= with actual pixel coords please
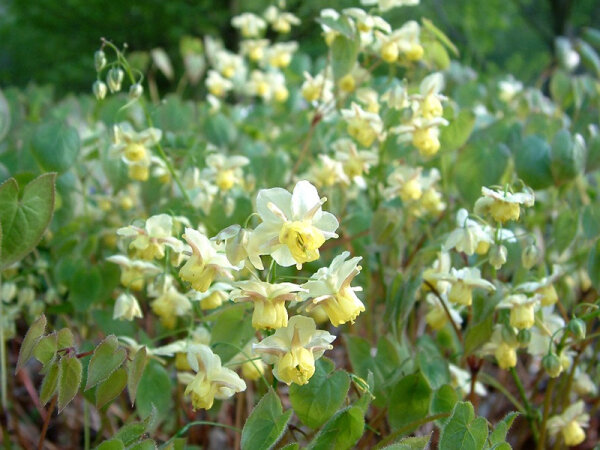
left=1, top=0, right=600, bottom=448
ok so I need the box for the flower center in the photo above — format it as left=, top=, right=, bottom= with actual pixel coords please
left=279, top=221, right=325, bottom=264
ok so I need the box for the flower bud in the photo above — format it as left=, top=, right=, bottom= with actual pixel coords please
left=517, top=328, right=531, bottom=347
left=522, top=243, right=539, bottom=269
left=107, top=67, right=124, bottom=93
left=542, top=353, right=562, bottom=378
left=489, top=244, right=508, bottom=270
left=129, top=83, right=144, bottom=100
left=93, top=81, right=107, bottom=100
left=94, top=50, right=107, bottom=72
left=568, top=318, right=586, bottom=340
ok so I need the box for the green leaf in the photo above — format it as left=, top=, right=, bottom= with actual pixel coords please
left=96, top=367, right=127, bottom=409
left=423, top=40, right=450, bottom=70
left=440, top=110, right=476, bottom=152
left=136, top=360, right=173, bottom=422
left=549, top=70, right=572, bottom=108
left=553, top=209, right=578, bottom=254
left=16, top=314, right=46, bottom=372
left=31, top=120, right=80, bottom=173
left=57, top=328, right=74, bottom=349
left=0, top=173, right=56, bottom=269
left=464, top=315, right=494, bottom=356
left=430, top=385, right=459, bottom=426
left=85, top=335, right=127, bottom=390
left=388, top=373, right=432, bottom=432
left=307, top=402, right=366, bottom=450
left=95, top=439, right=125, bottom=450
left=58, top=356, right=83, bottom=413
left=241, top=389, right=292, bottom=450
left=382, top=434, right=432, bottom=449
left=114, top=420, right=149, bottom=445
left=489, top=412, right=519, bottom=445
left=583, top=27, right=600, bottom=49
left=582, top=205, right=600, bottom=240
left=422, top=18, right=459, bottom=56
left=290, top=358, right=351, bottom=429
left=33, top=333, right=58, bottom=366
left=454, top=141, right=510, bottom=204
left=331, top=35, right=359, bottom=81
left=514, top=135, right=553, bottom=190
left=204, top=113, right=236, bottom=148
left=587, top=240, right=600, bottom=292
left=0, top=88, right=9, bottom=142
left=40, top=360, right=60, bottom=406
left=210, top=304, right=254, bottom=363
left=550, top=129, right=584, bottom=184
left=68, top=265, right=102, bottom=312
left=128, top=439, right=156, bottom=450
left=439, top=401, right=488, bottom=450
left=128, top=346, right=147, bottom=406
left=417, top=336, right=449, bottom=389
left=577, top=39, right=600, bottom=76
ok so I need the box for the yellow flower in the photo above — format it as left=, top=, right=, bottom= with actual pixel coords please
left=179, top=228, right=237, bottom=292
left=150, top=276, right=192, bottom=329
left=279, top=221, right=325, bottom=265
left=474, top=186, right=535, bottom=224
left=183, top=344, right=246, bottom=410
left=341, top=103, right=384, bottom=148
left=253, top=315, right=335, bottom=386
left=113, top=293, right=143, bottom=321
left=432, top=267, right=495, bottom=307
left=302, top=252, right=365, bottom=326
left=117, top=214, right=184, bottom=261
left=231, top=280, right=305, bottom=330
left=495, top=342, right=517, bottom=369
left=498, top=294, right=540, bottom=330
left=547, top=401, right=589, bottom=447
left=106, top=255, right=161, bottom=291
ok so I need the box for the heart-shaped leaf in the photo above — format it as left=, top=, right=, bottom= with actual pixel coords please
left=85, top=335, right=127, bottom=390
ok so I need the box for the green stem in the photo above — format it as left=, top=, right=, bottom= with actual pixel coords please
left=510, top=367, right=539, bottom=443
left=537, top=377, right=556, bottom=450
left=101, top=39, right=194, bottom=209
left=0, top=273, right=6, bottom=412
left=478, top=372, right=524, bottom=413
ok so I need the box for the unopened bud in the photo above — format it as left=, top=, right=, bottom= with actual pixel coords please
left=522, top=243, right=539, bottom=269
left=568, top=318, right=586, bottom=340
left=107, top=67, right=124, bottom=93
left=490, top=244, right=508, bottom=270
left=94, top=50, right=107, bottom=72
left=129, top=83, right=144, bottom=100
left=92, top=80, right=107, bottom=100
left=542, top=353, right=562, bottom=378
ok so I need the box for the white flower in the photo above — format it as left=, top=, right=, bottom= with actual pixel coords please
left=474, top=186, right=535, bottom=223
left=424, top=291, right=462, bottom=331
left=360, top=0, right=419, bottom=12
left=302, top=251, right=365, bottom=326
left=497, top=294, right=541, bottom=329
left=444, top=209, right=493, bottom=256
left=527, top=308, right=565, bottom=357
left=449, top=364, right=487, bottom=398
left=117, top=214, right=184, bottom=260
left=206, top=70, right=233, bottom=97
left=149, top=275, right=192, bottom=329
left=202, top=153, right=249, bottom=191
left=247, top=180, right=339, bottom=269
left=188, top=282, right=233, bottom=310
left=106, top=255, right=162, bottom=291
left=263, top=6, right=300, bottom=34
left=231, top=13, right=267, bottom=38
left=430, top=267, right=495, bottom=306
left=341, top=102, right=384, bottom=148
left=113, top=293, right=143, bottom=321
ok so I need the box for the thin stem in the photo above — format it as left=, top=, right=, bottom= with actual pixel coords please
left=0, top=273, right=6, bottom=412
left=510, top=367, right=539, bottom=443
left=537, top=377, right=556, bottom=450
left=478, top=372, right=524, bottom=413
left=424, top=280, right=463, bottom=343
left=38, top=395, right=57, bottom=450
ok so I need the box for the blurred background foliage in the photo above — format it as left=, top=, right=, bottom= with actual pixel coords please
left=1, top=0, right=598, bottom=96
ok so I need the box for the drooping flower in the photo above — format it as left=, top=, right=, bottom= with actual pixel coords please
left=547, top=401, right=589, bottom=447
left=229, top=340, right=266, bottom=382
left=182, top=344, right=246, bottom=410
left=247, top=181, right=339, bottom=269
left=429, top=267, right=495, bottom=306
left=253, top=315, right=335, bottom=385
left=302, top=252, right=365, bottom=326
left=424, top=291, right=463, bottom=331
left=341, top=102, right=384, bottom=148
left=188, top=282, right=233, bottom=310
left=230, top=280, right=305, bottom=330
left=117, top=214, right=184, bottom=261
left=106, top=255, right=161, bottom=291
left=113, top=293, right=143, bottom=321
left=497, top=294, right=541, bottom=330
left=480, top=325, right=518, bottom=369
left=516, top=266, right=562, bottom=307
left=448, top=364, right=487, bottom=398
left=149, top=275, right=192, bottom=329
left=263, top=6, right=300, bottom=34
left=231, top=12, right=267, bottom=38
left=474, top=186, right=535, bottom=223
left=179, top=228, right=238, bottom=292
left=443, top=209, right=493, bottom=256
left=202, top=153, right=249, bottom=191
left=110, top=124, right=162, bottom=181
